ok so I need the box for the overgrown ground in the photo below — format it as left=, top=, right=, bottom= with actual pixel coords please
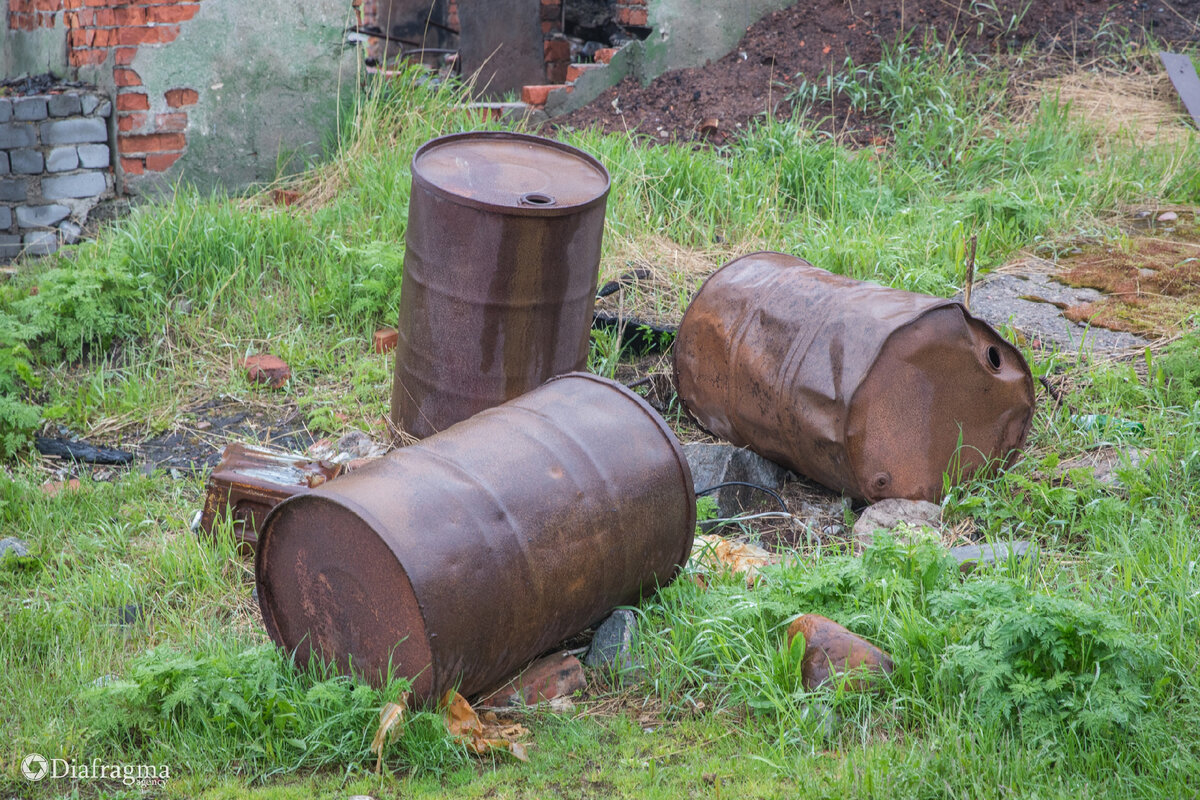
left=2, top=32, right=1200, bottom=800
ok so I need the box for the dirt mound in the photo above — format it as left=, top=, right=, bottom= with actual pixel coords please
left=555, top=0, right=1200, bottom=142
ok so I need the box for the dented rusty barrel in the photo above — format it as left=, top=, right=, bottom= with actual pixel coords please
left=391, top=131, right=610, bottom=439
left=674, top=252, right=1035, bottom=503
left=258, top=373, right=694, bottom=702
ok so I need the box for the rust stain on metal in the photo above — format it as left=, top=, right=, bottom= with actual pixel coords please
left=259, top=373, right=695, bottom=703
left=391, top=131, right=610, bottom=439
left=198, top=443, right=343, bottom=555
left=674, top=252, right=1035, bottom=503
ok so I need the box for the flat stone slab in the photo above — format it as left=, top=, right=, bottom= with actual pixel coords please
left=948, top=541, right=1031, bottom=572
left=963, top=268, right=1151, bottom=355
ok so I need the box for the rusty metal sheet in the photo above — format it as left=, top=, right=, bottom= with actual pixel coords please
left=1159, top=51, right=1200, bottom=130
left=674, top=252, right=1035, bottom=503
left=391, top=132, right=610, bottom=439
left=457, top=0, right=544, bottom=99
left=258, top=373, right=694, bottom=702
left=198, top=443, right=343, bottom=555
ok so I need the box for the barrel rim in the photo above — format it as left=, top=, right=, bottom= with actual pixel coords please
left=411, top=130, right=611, bottom=217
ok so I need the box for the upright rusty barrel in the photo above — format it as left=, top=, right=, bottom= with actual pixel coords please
left=392, top=131, right=610, bottom=439
left=674, top=252, right=1035, bottom=503
left=257, top=373, right=694, bottom=702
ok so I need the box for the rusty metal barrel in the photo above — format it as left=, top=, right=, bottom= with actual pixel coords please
left=392, top=131, right=610, bottom=439
left=257, top=373, right=694, bottom=702
left=674, top=252, right=1035, bottom=503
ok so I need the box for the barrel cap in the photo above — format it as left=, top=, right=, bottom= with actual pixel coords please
left=412, top=131, right=610, bottom=213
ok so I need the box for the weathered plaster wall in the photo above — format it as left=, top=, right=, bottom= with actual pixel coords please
left=2, top=0, right=70, bottom=78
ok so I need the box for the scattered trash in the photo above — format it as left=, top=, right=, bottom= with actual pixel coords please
left=40, top=478, right=81, bottom=497
left=257, top=374, right=695, bottom=701
left=683, top=443, right=790, bottom=523
left=691, top=534, right=778, bottom=586
left=786, top=614, right=894, bottom=691
left=305, top=429, right=387, bottom=464
left=198, top=443, right=344, bottom=555
left=369, top=692, right=410, bottom=773
left=1159, top=51, right=1200, bottom=129
left=478, top=651, right=586, bottom=707
left=675, top=252, right=1035, bottom=502
left=443, top=691, right=529, bottom=761
left=35, top=437, right=134, bottom=465
left=852, top=498, right=944, bottom=552
left=949, top=541, right=1031, bottom=574
left=1071, top=414, right=1146, bottom=437
left=391, top=132, right=610, bottom=439
left=584, top=609, right=638, bottom=671
left=239, top=354, right=291, bottom=389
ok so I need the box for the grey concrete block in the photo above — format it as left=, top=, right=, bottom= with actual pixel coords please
left=0, top=152, right=8, bottom=175
left=77, top=144, right=110, bottom=169
left=0, top=179, right=27, bottom=202
left=0, top=99, right=11, bottom=123
left=23, top=230, right=59, bottom=256
left=59, top=220, right=82, bottom=244
left=17, top=204, right=70, bottom=228
left=94, top=100, right=112, bottom=118
left=0, top=235, right=22, bottom=260
left=46, top=147, right=79, bottom=173
left=81, top=94, right=100, bottom=115
left=0, top=123, right=37, bottom=149
left=42, top=172, right=107, bottom=200
left=40, top=118, right=108, bottom=145
left=0, top=206, right=11, bottom=230
left=14, top=98, right=48, bottom=122
left=48, top=93, right=83, bottom=118
left=10, top=149, right=44, bottom=174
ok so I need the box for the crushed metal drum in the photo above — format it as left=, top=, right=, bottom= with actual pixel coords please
left=391, top=131, right=610, bottom=439
left=198, top=443, right=344, bottom=555
left=674, top=252, right=1035, bottom=503
left=258, top=373, right=695, bottom=702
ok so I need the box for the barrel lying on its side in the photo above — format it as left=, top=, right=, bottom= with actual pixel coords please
left=674, top=251, right=1035, bottom=502
left=257, top=373, right=695, bottom=702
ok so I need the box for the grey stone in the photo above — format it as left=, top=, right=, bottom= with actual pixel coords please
left=1157, top=211, right=1179, bottom=223
left=585, top=609, right=637, bottom=670
left=852, top=498, right=943, bottom=550
left=40, top=118, right=108, bottom=145
left=46, top=146, right=79, bottom=173
left=0, top=99, right=11, bottom=123
left=1, top=235, right=22, bottom=260
left=0, top=537, right=29, bottom=559
left=93, top=101, right=112, bottom=118
left=81, top=94, right=101, bottom=116
left=42, top=172, right=107, bottom=200
left=58, top=220, right=82, bottom=244
left=0, top=178, right=27, bottom=202
left=0, top=151, right=8, bottom=175
left=9, top=149, right=44, bottom=174
left=77, top=144, right=110, bottom=169
left=684, top=443, right=790, bottom=521
left=17, top=204, right=70, bottom=228
left=48, top=93, right=83, bottom=117
left=1057, top=446, right=1148, bottom=488
left=0, top=123, right=37, bottom=149
left=0, top=207, right=11, bottom=230
left=949, top=541, right=1031, bottom=573
left=22, top=231, right=58, bottom=256
left=13, top=97, right=48, bottom=122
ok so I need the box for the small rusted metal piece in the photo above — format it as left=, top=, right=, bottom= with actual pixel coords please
left=391, top=131, right=610, bottom=439
left=198, top=443, right=343, bottom=555
left=674, top=252, right=1035, bottom=502
left=258, top=373, right=695, bottom=702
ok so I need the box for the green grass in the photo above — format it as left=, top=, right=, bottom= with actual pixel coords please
left=2, top=37, right=1200, bottom=799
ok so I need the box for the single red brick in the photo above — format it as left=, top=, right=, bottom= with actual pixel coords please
left=545, top=61, right=568, bottom=84
left=145, top=151, right=183, bottom=171
left=616, top=6, right=648, bottom=26
left=69, top=49, right=109, bottom=67
left=520, top=84, right=554, bottom=107
left=271, top=189, right=301, bottom=206
left=240, top=354, right=291, bottom=389
left=543, top=38, right=570, bottom=62
left=116, top=92, right=150, bottom=111
left=147, top=4, right=200, bottom=23
left=114, top=47, right=138, bottom=66
left=479, top=652, right=586, bottom=707
left=119, top=132, right=187, bottom=153
left=593, top=47, right=618, bottom=65
left=114, top=6, right=147, bottom=25
left=154, top=112, right=188, bottom=132
left=164, top=88, right=199, bottom=107
left=114, top=68, right=142, bottom=87
left=41, top=478, right=82, bottom=497
left=91, top=8, right=115, bottom=26
left=566, top=63, right=603, bottom=83
left=118, top=112, right=147, bottom=132
left=120, top=157, right=146, bottom=175
left=373, top=328, right=399, bottom=354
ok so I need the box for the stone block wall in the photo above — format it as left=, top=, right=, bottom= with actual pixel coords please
left=0, top=89, right=113, bottom=261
